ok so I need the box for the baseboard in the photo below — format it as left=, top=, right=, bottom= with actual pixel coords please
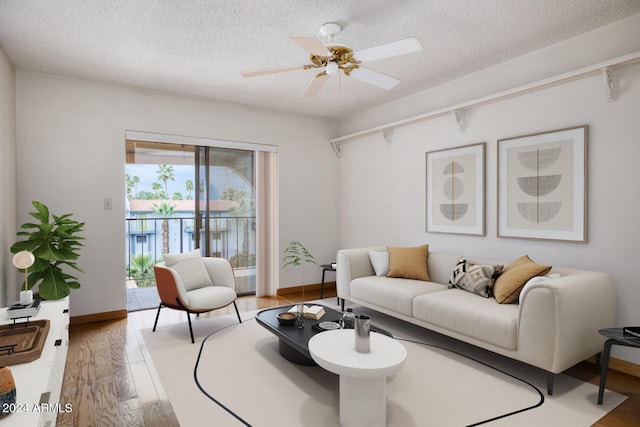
left=70, top=309, right=128, bottom=325
left=585, top=353, right=640, bottom=379
left=602, top=356, right=640, bottom=379
left=277, top=281, right=336, bottom=296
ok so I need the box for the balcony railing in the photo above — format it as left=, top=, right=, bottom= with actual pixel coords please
left=125, top=215, right=256, bottom=293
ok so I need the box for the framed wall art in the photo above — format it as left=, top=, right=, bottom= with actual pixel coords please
left=426, top=142, right=485, bottom=236
left=497, top=125, right=587, bottom=242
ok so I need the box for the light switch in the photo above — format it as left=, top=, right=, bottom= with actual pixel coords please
left=104, top=198, right=112, bottom=210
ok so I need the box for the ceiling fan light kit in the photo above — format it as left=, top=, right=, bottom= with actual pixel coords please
left=325, top=61, right=339, bottom=76
left=241, top=22, right=423, bottom=98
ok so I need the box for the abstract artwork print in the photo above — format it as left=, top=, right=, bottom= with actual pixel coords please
left=498, top=126, right=587, bottom=242
left=426, top=142, right=485, bottom=236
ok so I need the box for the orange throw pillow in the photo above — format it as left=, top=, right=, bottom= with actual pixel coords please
left=387, top=245, right=430, bottom=281
left=493, top=255, right=551, bottom=304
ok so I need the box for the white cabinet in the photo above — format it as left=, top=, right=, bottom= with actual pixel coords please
left=0, top=298, right=70, bottom=427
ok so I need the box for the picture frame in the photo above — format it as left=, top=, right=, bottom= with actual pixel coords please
left=426, top=142, right=485, bottom=236
left=497, top=125, right=587, bottom=242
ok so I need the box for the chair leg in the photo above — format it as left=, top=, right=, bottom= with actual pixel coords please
left=233, top=301, right=242, bottom=324
left=152, top=303, right=163, bottom=332
left=187, top=312, right=195, bottom=344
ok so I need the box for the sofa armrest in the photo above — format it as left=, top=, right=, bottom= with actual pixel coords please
left=517, top=272, right=616, bottom=372
left=336, top=247, right=384, bottom=300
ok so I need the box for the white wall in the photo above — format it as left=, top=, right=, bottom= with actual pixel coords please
left=0, top=43, right=17, bottom=307
left=336, top=16, right=640, bottom=365
left=15, top=71, right=339, bottom=317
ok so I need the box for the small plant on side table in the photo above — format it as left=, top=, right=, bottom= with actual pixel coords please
left=282, top=241, right=317, bottom=327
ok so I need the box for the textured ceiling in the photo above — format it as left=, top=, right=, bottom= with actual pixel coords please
left=1, top=1, right=639, bottom=119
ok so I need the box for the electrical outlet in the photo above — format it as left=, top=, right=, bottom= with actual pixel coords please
left=104, top=198, right=112, bottom=210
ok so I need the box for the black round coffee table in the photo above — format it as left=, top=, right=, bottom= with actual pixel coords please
left=597, top=327, right=640, bottom=404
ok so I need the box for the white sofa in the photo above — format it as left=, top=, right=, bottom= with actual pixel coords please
left=336, top=247, right=616, bottom=394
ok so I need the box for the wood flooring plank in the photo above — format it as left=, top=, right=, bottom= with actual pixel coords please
left=56, top=379, right=78, bottom=427
left=141, top=400, right=180, bottom=427
left=129, top=360, right=161, bottom=403
left=74, top=382, right=98, bottom=427
left=117, top=398, right=144, bottom=427
left=125, top=318, right=146, bottom=365
left=94, top=378, right=119, bottom=427
left=114, top=356, right=138, bottom=403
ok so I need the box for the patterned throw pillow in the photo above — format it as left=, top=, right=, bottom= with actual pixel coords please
left=449, top=258, right=504, bottom=298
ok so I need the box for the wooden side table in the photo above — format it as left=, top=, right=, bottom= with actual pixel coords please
left=598, top=327, right=640, bottom=404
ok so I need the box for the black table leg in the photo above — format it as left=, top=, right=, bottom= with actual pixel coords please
left=598, top=339, right=615, bottom=404
left=320, top=268, right=326, bottom=299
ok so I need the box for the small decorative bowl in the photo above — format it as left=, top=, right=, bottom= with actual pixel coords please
left=277, top=312, right=296, bottom=326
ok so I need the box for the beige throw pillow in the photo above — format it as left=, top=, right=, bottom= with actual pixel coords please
left=387, top=245, right=430, bottom=281
left=493, top=255, right=551, bottom=304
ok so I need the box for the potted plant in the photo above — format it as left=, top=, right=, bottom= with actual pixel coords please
left=10, top=201, right=85, bottom=300
left=282, top=241, right=317, bottom=327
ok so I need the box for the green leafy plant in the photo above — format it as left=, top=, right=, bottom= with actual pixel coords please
left=282, top=240, right=317, bottom=270
left=10, top=201, right=85, bottom=300
left=282, top=241, right=317, bottom=319
left=126, top=253, right=157, bottom=288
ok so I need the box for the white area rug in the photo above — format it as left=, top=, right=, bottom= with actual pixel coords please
left=141, top=302, right=626, bottom=426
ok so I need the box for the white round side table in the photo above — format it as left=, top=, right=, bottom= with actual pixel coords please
left=308, top=329, right=407, bottom=427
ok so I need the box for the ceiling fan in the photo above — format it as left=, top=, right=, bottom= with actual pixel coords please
left=241, top=23, right=423, bottom=98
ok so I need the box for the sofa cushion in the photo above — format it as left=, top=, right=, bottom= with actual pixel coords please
left=351, top=276, right=446, bottom=316
left=368, top=250, right=389, bottom=276
left=387, top=245, right=430, bottom=281
left=163, top=249, right=214, bottom=292
left=449, top=258, right=503, bottom=298
left=494, top=255, right=551, bottom=304
left=413, top=289, right=519, bottom=350
left=186, top=285, right=237, bottom=310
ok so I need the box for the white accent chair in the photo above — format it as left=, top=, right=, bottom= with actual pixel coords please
left=153, top=255, right=241, bottom=343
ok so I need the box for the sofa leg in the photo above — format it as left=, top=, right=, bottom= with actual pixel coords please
left=152, top=303, right=163, bottom=332
left=547, top=372, right=554, bottom=396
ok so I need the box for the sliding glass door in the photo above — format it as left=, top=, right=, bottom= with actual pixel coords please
left=195, top=146, right=256, bottom=295
left=126, top=140, right=259, bottom=311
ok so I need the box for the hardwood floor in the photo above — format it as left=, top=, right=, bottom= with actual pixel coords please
left=58, top=289, right=640, bottom=426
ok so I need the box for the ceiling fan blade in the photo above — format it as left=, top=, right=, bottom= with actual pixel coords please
left=301, top=73, right=329, bottom=98
left=242, top=64, right=317, bottom=78
left=349, top=67, right=399, bottom=90
left=353, top=37, right=422, bottom=63
left=289, top=35, right=331, bottom=57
